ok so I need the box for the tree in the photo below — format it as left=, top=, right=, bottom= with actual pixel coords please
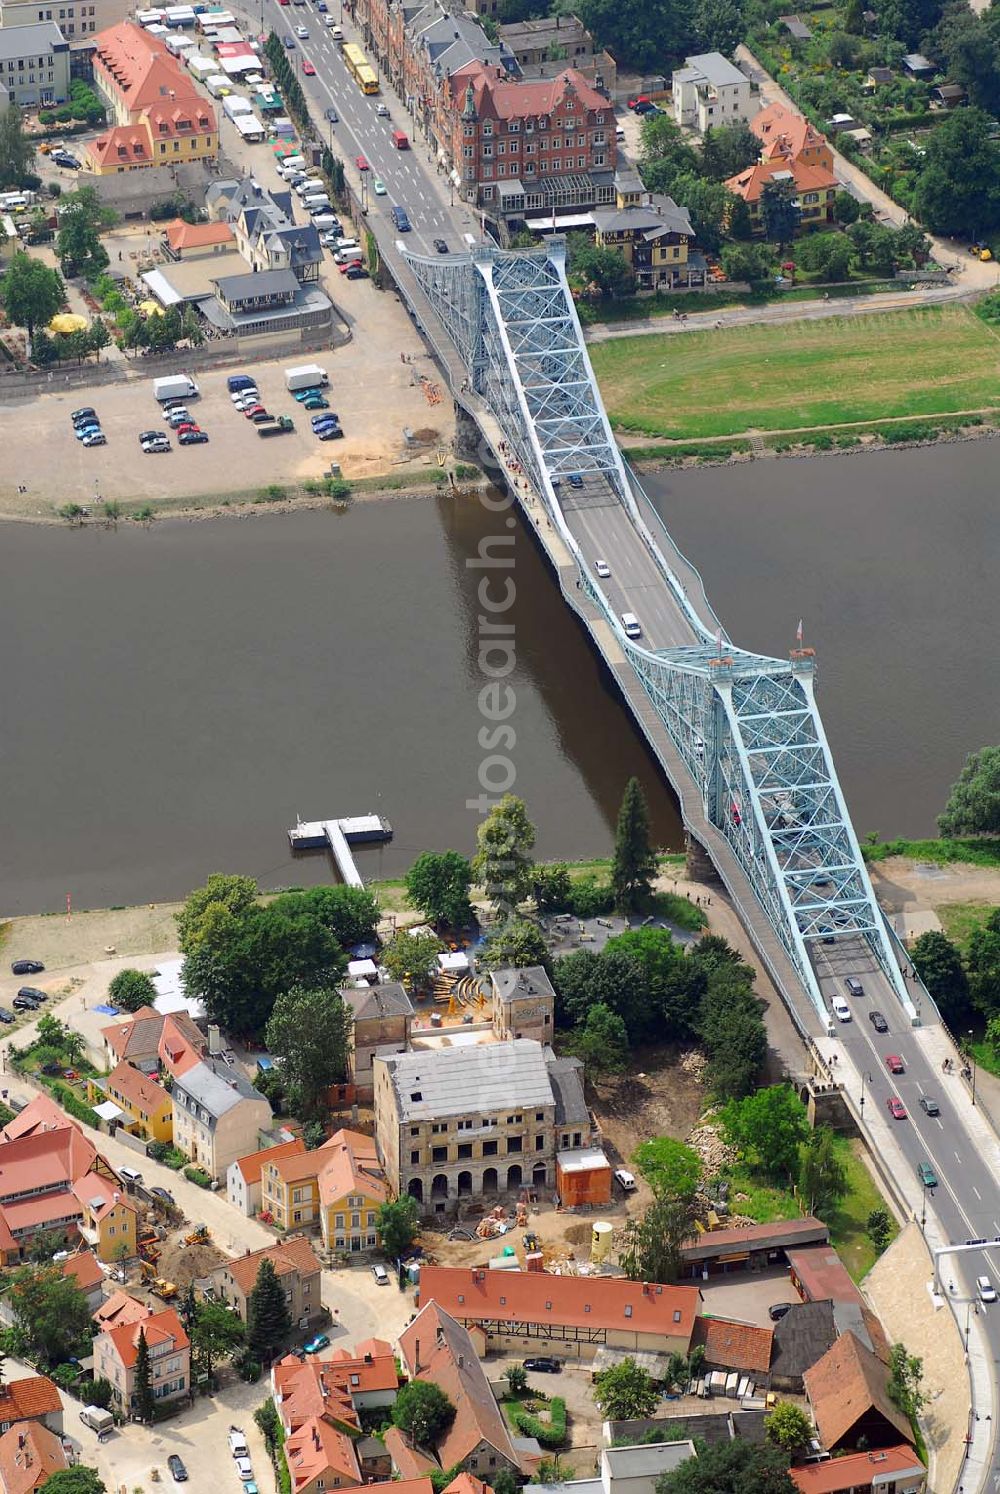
left=247, top=1257, right=292, bottom=1361
left=619, top=1196, right=691, bottom=1283
left=191, top=1298, right=245, bottom=1379
left=405, top=850, right=474, bottom=928
left=938, top=745, right=1000, bottom=837
left=472, top=794, right=536, bottom=917
left=655, top=1439, right=796, bottom=1493
left=764, top=1402, right=813, bottom=1454
left=797, top=1127, right=848, bottom=1218
left=694, top=0, right=744, bottom=54
left=0, top=104, right=33, bottom=191
left=56, top=203, right=108, bottom=278
left=670, top=173, right=733, bottom=254
left=701, top=990, right=767, bottom=1100
left=1, top=253, right=64, bottom=355
left=478, top=918, right=549, bottom=971
left=605, top=926, right=695, bottom=1040
left=867, top=1206, right=893, bottom=1254
left=271, top=885, right=380, bottom=949
left=720, top=241, right=776, bottom=284
left=968, top=912, right=1000, bottom=1015
left=392, top=1380, right=455, bottom=1446
left=376, top=1195, right=421, bottom=1259
left=633, top=1136, right=701, bottom=1201
left=505, top=1364, right=528, bottom=1396
left=910, top=930, right=971, bottom=1025
left=566, top=1003, right=629, bottom=1075
left=594, top=1358, right=660, bottom=1420
left=134, top=1328, right=153, bottom=1422
left=177, top=873, right=260, bottom=954
left=533, top=862, right=573, bottom=914
left=640, top=114, right=699, bottom=197
left=575, top=0, right=696, bottom=71
left=728, top=194, right=754, bottom=240
left=107, top=968, right=157, bottom=1012
left=9, top=1265, right=91, bottom=1364
left=553, top=946, right=648, bottom=1042
left=721, top=1086, right=810, bottom=1181
left=567, top=233, right=635, bottom=297
left=380, top=929, right=444, bottom=990
left=886, top=1342, right=926, bottom=1420
left=760, top=179, right=800, bottom=248
left=265, top=985, right=352, bottom=1119
left=254, top=1398, right=281, bottom=1454
left=700, top=122, right=758, bottom=182
left=40, top=1472, right=107, bottom=1494
left=835, top=191, right=861, bottom=225
left=913, top=109, right=1000, bottom=238
left=794, top=230, right=853, bottom=282
left=611, top=777, right=657, bottom=914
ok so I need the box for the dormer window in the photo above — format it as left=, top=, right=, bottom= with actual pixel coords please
left=482, top=119, right=493, bottom=136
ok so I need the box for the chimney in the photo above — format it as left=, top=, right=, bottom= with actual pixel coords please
left=414, top=1338, right=420, bottom=1372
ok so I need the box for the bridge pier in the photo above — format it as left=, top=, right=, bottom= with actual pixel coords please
left=685, top=831, right=721, bottom=885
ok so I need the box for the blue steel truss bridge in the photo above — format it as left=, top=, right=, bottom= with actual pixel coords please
left=398, top=235, right=919, bottom=1037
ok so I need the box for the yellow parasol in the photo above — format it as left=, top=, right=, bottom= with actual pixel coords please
left=48, top=312, right=88, bottom=334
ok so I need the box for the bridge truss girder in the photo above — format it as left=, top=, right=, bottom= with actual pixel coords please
left=401, top=240, right=913, bottom=1025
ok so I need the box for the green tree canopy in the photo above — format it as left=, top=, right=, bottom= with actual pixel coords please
left=575, top=0, right=696, bottom=70
left=867, top=1206, right=893, bottom=1254
left=694, top=0, right=745, bottom=55
left=191, top=1298, right=245, bottom=1378
left=269, top=885, right=380, bottom=948
left=913, top=108, right=1000, bottom=238
left=392, top=1379, right=455, bottom=1446
left=633, top=1136, right=701, bottom=1201
left=797, top=1128, right=848, bottom=1219
left=533, top=863, right=573, bottom=915
left=247, top=1257, right=292, bottom=1361
left=472, top=795, right=536, bottom=918
left=377, top=1195, right=421, bottom=1259
left=700, top=122, right=759, bottom=181
left=760, top=179, right=800, bottom=247
left=793, top=230, right=854, bottom=282
left=0, top=104, right=34, bottom=190
left=40, top=1472, right=107, bottom=1494
left=107, top=968, right=157, bottom=1012
left=134, top=1328, right=153, bottom=1422
left=721, top=1085, right=809, bottom=1181
left=720, top=241, right=776, bottom=283
left=910, top=930, right=972, bottom=1025
left=655, top=1438, right=796, bottom=1493
left=566, top=1002, right=630, bottom=1076
left=405, top=850, right=474, bottom=928
left=611, top=777, right=658, bottom=914
left=968, top=911, right=1000, bottom=1015
left=1, top=253, right=64, bottom=349
left=177, top=873, right=260, bottom=954
left=764, top=1401, right=813, bottom=1453
left=639, top=115, right=700, bottom=198
left=619, top=1195, right=692, bottom=1284
left=604, top=925, right=698, bottom=1040
left=568, top=237, right=635, bottom=298
left=886, top=1342, right=926, bottom=1419
left=594, top=1357, right=660, bottom=1420
left=9, top=1264, right=91, bottom=1364
left=478, top=917, right=549, bottom=971
left=380, top=928, right=445, bottom=989
left=938, top=745, right=1000, bottom=837
left=264, top=984, right=352, bottom=1119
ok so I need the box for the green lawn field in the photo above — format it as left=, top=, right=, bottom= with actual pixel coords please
left=590, top=305, right=1000, bottom=441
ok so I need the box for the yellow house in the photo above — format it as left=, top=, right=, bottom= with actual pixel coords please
left=90, top=1062, right=173, bottom=1145
left=592, top=192, right=696, bottom=292
left=73, top=1172, right=138, bottom=1263
left=87, top=21, right=217, bottom=174
left=260, top=1129, right=388, bottom=1252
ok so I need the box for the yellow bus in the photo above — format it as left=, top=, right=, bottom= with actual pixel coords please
left=343, top=42, right=379, bottom=95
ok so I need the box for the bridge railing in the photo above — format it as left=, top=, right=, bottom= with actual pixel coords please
left=628, top=465, right=728, bottom=640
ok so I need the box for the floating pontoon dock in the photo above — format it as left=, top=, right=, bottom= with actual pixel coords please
left=287, top=814, right=393, bottom=888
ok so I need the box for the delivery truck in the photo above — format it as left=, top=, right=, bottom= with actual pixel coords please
left=153, top=374, right=199, bottom=402
left=284, top=363, right=328, bottom=392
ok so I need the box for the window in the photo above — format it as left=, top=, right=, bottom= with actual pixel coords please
left=410, top=1149, right=420, bottom=1163
left=535, top=1135, right=545, bottom=1151
left=410, top=1126, right=419, bottom=1137
left=482, top=144, right=493, bottom=158
left=432, top=1146, right=447, bottom=1163
left=507, top=1135, right=522, bottom=1153
left=367, top=1211, right=376, bottom=1226
left=508, top=119, right=520, bottom=132
left=593, top=152, right=605, bottom=166
left=458, top=1143, right=473, bottom=1159
left=294, top=1210, right=302, bottom=1223
left=578, top=156, right=586, bottom=168
left=351, top=1212, right=360, bottom=1228
left=596, top=111, right=605, bottom=123
left=625, top=1304, right=633, bottom=1317
left=483, top=1139, right=498, bottom=1156
left=335, top=1213, right=345, bottom=1228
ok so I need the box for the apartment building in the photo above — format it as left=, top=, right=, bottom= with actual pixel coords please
left=0, top=0, right=123, bottom=48
left=93, top=1306, right=190, bottom=1414
left=88, top=20, right=216, bottom=173
left=211, top=1237, right=323, bottom=1329
left=0, top=21, right=68, bottom=106
left=374, top=1039, right=567, bottom=1212
left=171, top=1057, right=272, bottom=1180
left=259, top=1128, right=388, bottom=1253
left=671, top=51, right=753, bottom=134
left=89, top=1061, right=173, bottom=1143
left=227, top=1138, right=307, bottom=1218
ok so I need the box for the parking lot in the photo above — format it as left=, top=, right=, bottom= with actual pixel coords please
left=699, top=1268, right=801, bottom=1328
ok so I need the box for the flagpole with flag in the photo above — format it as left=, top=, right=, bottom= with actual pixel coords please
left=795, top=618, right=804, bottom=649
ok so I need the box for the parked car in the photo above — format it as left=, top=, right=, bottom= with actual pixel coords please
left=919, top=1095, right=940, bottom=1116
left=231, top=389, right=259, bottom=406
left=150, top=1186, right=175, bottom=1202
left=11, top=960, right=43, bottom=975
left=143, top=439, right=171, bottom=454
left=74, top=423, right=101, bottom=440
left=0, top=1009, right=15, bottom=1024
left=613, top=1168, right=636, bottom=1192
left=179, top=430, right=209, bottom=445
left=243, top=404, right=268, bottom=419
left=371, top=1263, right=390, bottom=1285
left=345, top=265, right=368, bottom=279
left=523, top=1357, right=561, bottom=1373
left=235, top=1457, right=254, bottom=1482
left=886, top=1095, right=907, bottom=1120
left=303, top=396, right=329, bottom=410
left=13, top=994, right=41, bottom=1011
left=317, top=425, right=344, bottom=440
left=168, top=1454, right=188, bottom=1482
left=293, top=388, right=323, bottom=402
left=71, top=408, right=97, bottom=425
left=338, top=257, right=363, bottom=273
left=304, top=1333, right=330, bottom=1355
left=17, top=987, right=47, bottom=1002
left=916, top=1161, right=938, bottom=1188
left=81, top=431, right=106, bottom=447
left=869, top=1010, right=888, bottom=1033
left=884, top=1054, right=905, bottom=1074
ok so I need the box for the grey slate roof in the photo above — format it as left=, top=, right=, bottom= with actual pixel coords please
left=605, top=1411, right=767, bottom=1448
left=382, top=1039, right=553, bottom=1121
left=544, top=1050, right=588, bottom=1126
left=0, top=21, right=68, bottom=59
left=769, top=1300, right=836, bottom=1386
left=214, top=267, right=299, bottom=300
left=343, top=982, right=414, bottom=1021
left=175, top=1056, right=265, bottom=1119
left=492, top=965, right=555, bottom=1005
left=676, top=51, right=746, bottom=87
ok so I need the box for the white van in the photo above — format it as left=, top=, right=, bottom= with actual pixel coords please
left=117, top=1165, right=144, bottom=1185
left=334, top=241, right=361, bottom=262
left=80, top=1406, right=114, bottom=1434
left=621, top=612, right=642, bottom=639
left=831, top=996, right=851, bottom=1022
left=614, top=1168, right=637, bottom=1193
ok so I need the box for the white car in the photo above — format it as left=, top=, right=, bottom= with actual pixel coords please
left=231, top=389, right=258, bottom=406
left=831, top=996, right=851, bottom=1022
left=81, top=430, right=107, bottom=447
left=295, top=23, right=308, bottom=36
left=235, top=1458, right=254, bottom=1482
left=371, top=1263, right=390, bottom=1284
left=977, top=1275, right=997, bottom=1303
left=375, top=102, right=389, bottom=117
left=594, top=559, right=610, bottom=578
left=614, top=1168, right=637, bottom=1193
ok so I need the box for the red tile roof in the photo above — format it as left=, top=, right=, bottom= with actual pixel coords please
left=787, top=1246, right=866, bottom=1307
left=100, top=1007, right=164, bottom=1062
left=0, top=1375, right=62, bottom=1423
left=690, top=1315, right=774, bottom=1373
left=100, top=1306, right=189, bottom=1369
left=234, top=1138, right=306, bottom=1186
left=365, top=1479, right=434, bottom=1494
left=158, top=1012, right=207, bottom=1077
left=219, top=1236, right=322, bottom=1296
left=61, top=1251, right=105, bottom=1292
left=752, top=102, right=831, bottom=162
left=316, top=1129, right=388, bottom=1208
left=418, top=1266, right=701, bottom=1343
left=399, top=1302, right=520, bottom=1471
left=444, top=1476, right=495, bottom=1494
left=0, top=1420, right=67, bottom=1494
left=0, top=1126, right=96, bottom=1204
left=384, top=1425, right=440, bottom=1478
left=803, top=1332, right=912, bottom=1451
left=104, top=1061, right=171, bottom=1118
left=0, top=1096, right=68, bottom=1142
left=726, top=156, right=837, bottom=204
left=448, top=60, right=608, bottom=122
left=791, top=1444, right=924, bottom=1493
left=284, top=1415, right=360, bottom=1494
left=93, top=1289, right=152, bottom=1329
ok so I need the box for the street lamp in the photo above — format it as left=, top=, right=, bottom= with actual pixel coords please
left=859, top=1070, right=873, bottom=1123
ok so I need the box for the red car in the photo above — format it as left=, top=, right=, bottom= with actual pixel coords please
left=884, top=1054, right=905, bottom=1075
left=355, top=154, right=369, bottom=171
left=302, top=60, right=315, bottom=74
left=628, top=95, right=650, bottom=110
left=244, top=404, right=267, bottom=419
left=176, top=422, right=201, bottom=435
left=337, top=257, right=363, bottom=273
left=886, top=1096, right=907, bottom=1120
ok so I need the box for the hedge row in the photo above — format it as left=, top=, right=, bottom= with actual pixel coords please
left=508, top=1397, right=567, bottom=1447
left=50, top=1081, right=101, bottom=1129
